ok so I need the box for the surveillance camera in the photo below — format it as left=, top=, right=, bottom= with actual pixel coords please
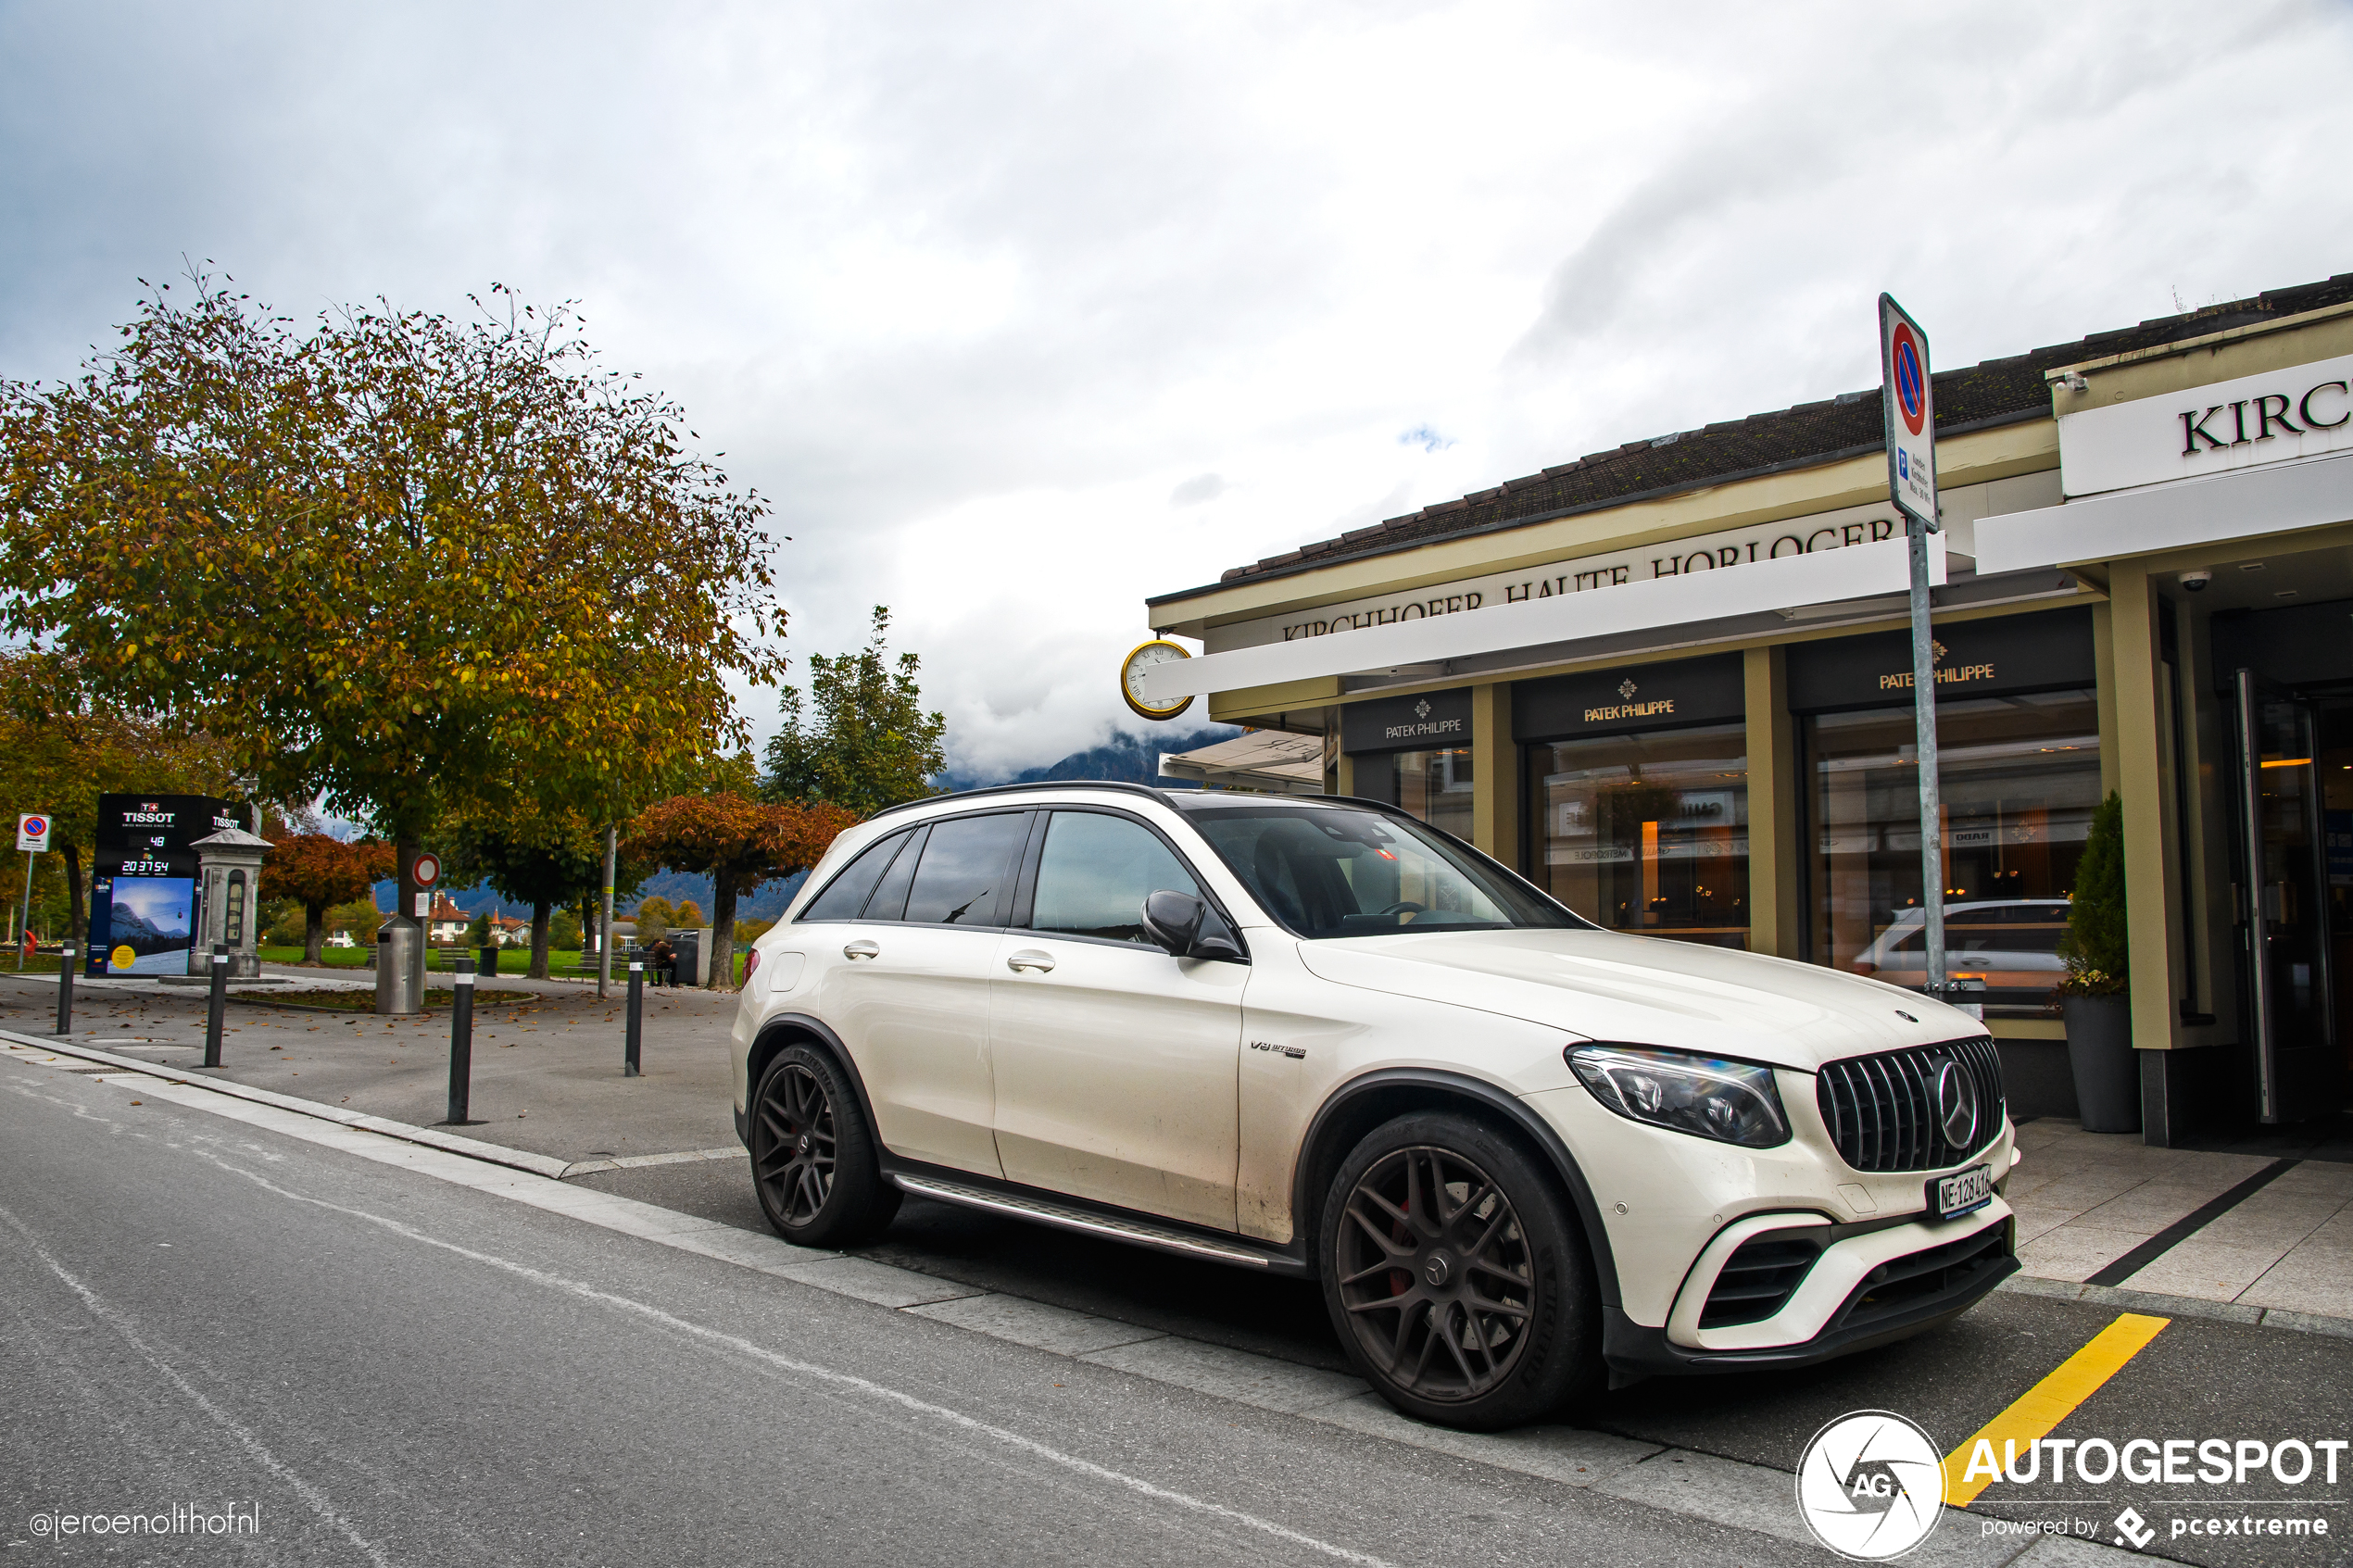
left=2180, top=570, right=2212, bottom=593
left=2059, top=371, right=2090, bottom=393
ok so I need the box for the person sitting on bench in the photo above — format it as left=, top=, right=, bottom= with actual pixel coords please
left=647, top=936, right=677, bottom=987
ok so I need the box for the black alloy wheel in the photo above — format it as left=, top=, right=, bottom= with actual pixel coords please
left=749, top=1045, right=900, bottom=1248
left=1321, top=1111, right=1597, bottom=1429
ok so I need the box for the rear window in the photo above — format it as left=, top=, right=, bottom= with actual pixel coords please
left=798, top=830, right=911, bottom=922
left=903, top=812, right=1028, bottom=926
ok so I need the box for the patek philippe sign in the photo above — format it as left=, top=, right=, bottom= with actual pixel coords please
left=1204, top=499, right=1910, bottom=656
left=1514, top=655, right=1744, bottom=741
left=2057, top=350, right=2353, bottom=498
left=1341, top=687, right=1472, bottom=755
left=1786, top=607, right=2095, bottom=713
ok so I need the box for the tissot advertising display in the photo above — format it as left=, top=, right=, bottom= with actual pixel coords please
left=84, top=794, right=240, bottom=976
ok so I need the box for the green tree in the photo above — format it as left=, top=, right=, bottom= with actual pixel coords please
left=762, top=608, right=946, bottom=816
left=624, top=796, right=857, bottom=986
left=0, top=274, right=786, bottom=906
left=549, top=909, right=583, bottom=950
left=444, top=809, right=612, bottom=979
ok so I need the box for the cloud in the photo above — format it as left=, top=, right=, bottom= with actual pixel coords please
left=4, top=1, right=2348, bottom=784
left=1169, top=472, right=1228, bottom=508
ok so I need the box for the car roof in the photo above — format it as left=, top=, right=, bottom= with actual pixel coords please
left=865, top=783, right=1400, bottom=822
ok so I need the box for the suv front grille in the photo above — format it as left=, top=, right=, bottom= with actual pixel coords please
left=1831, top=1219, right=2014, bottom=1334
left=1816, top=1036, right=2005, bottom=1173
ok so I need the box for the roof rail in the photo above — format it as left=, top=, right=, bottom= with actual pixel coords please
left=865, top=779, right=1176, bottom=822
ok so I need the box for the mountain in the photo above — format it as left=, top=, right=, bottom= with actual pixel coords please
left=371, top=871, right=811, bottom=926
left=104, top=903, right=186, bottom=955
left=938, top=724, right=1240, bottom=793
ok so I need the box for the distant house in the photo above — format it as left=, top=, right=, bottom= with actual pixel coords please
left=488, top=913, right=530, bottom=947
left=425, top=894, right=470, bottom=945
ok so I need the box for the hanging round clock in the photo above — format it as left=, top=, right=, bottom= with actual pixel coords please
left=1119, top=639, right=1194, bottom=721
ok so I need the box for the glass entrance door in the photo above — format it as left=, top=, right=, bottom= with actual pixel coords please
left=2233, top=668, right=2343, bottom=1123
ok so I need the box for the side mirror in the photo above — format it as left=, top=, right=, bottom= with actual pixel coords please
left=1140, top=890, right=1204, bottom=957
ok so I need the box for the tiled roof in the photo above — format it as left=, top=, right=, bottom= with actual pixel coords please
left=1160, top=271, right=2353, bottom=602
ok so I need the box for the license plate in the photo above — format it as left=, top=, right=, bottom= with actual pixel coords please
left=1931, top=1164, right=1993, bottom=1219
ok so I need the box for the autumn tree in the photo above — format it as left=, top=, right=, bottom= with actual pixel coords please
left=0, top=273, right=785, bottom=917
left=761, top=608, right=946, bottom=817
left=0, top=648, right=250, bottom=944
left=258, top=832, right=397, bottom=964
left=624, top=795, right=857, bottom=986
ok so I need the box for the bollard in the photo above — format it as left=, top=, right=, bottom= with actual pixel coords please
left=446, top=956, right=476, bottom=1124
left=624, top=958, right=643, bottom=1077
left=202, top=942, right=228, bottom=1068
left=56, top=942, right=75, bottom=1035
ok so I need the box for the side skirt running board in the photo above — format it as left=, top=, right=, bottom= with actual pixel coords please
left=889, top=1173, right=1290, bottom=1272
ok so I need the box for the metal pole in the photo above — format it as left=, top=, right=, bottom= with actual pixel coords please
left=203, top=942, right=228, bottom=1069
left=16, top=849, right=31, bottom=971
left=599, top=825, right=617, bottom=1000
left=1907, top=517, right=1947, bottom=999
left=56, top=942, right=75, bottom=1035
left=623, top=955, right=642, bottom=1077
left=447, top=956, right=476, bottom=1124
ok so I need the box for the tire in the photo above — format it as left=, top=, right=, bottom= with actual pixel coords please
left=749, top=1045, right=901, bottom=1248
left=1318, top=1110, right=1600, bottom=1429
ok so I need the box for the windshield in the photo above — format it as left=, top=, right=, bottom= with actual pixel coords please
left=1181, top=803, right=1587, bottom=939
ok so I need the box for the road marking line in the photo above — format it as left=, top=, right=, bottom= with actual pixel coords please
left=0, top=1201, right=397, bottom=1568
left=163, top=1153, right=1402, bottom=1568
left=1941, top=1311, right=2170, bottom=1506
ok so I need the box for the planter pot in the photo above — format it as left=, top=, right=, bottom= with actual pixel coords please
left=2062, top=995, right=2141, bottom=1134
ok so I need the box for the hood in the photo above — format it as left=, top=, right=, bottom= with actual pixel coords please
left=1292, top=927, right=1984, bottom=1071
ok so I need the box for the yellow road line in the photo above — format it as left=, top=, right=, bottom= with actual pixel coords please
left=1942, top=1312, right=2170, bottom=1507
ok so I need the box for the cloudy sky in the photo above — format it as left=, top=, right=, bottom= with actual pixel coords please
left=5, top=1, right=2347, bottom=778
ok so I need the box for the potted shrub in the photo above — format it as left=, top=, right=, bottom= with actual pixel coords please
left=2056, top=791, right=2139, bottom=1132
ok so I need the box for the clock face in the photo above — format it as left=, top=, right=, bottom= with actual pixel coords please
left=1120, top=640, right=1194, bottom=720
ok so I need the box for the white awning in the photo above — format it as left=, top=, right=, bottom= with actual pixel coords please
left=1140, top=533, right=1941, bottom=702
left=1158, top=731, right=1325, bottom=794
left=1974, top=449, right=2353, bottom=574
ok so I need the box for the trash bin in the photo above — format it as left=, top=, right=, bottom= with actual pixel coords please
left=376, top=920, right=421, bottom=1015
left=478, top=943, right=499, bottom=977
left=671, top=930, right=701, bottom=987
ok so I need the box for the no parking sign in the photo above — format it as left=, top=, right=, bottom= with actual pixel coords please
left=1880, top=294, right=1937, bottom=527
left=17, top=814, right=50, bottom=853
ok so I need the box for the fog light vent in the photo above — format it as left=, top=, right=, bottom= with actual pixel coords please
left=1699, top=1232, right=1822, bottom=1328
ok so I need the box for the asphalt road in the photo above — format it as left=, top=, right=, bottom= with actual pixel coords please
left=7, top=1040, right=2350, bottom=1567
left=2, top=1053, right=1826, bottom=1568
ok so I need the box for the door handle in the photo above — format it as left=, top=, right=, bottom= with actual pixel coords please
left=1006, top=949, right=1055, bottom=973
left=843, top=940, right=880, bottom=960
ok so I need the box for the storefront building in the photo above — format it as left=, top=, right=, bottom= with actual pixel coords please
left=1142, top=272, right=2353, bottom=1146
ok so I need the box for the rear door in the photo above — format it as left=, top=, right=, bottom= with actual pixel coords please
left=988, top=808, right=1247, bottom=1231
left=814, top=810, right=1031, bottom=1175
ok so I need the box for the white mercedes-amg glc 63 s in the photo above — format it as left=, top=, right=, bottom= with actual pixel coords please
left=731, top=784, right=2016, bottom=1429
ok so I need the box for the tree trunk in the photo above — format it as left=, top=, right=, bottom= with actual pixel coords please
left=303, top=902, right=327, bottom=965
left=530, top=898, right=552, bottom=980
left=63, top=843, right=84, bottom=947
left=710, top=880, right=736, bottom=989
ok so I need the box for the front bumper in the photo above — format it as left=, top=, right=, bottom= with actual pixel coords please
left=1603, top=1210, right=2016, bottom=1378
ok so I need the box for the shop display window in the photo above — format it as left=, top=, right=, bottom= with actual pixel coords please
left=1527, top=723, right=1748, bottom=949
left=1807, top=691, right=2100, bottom=1014
left=1391, top=748, right=1474, bottom=841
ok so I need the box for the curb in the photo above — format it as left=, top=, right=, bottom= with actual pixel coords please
left=1995, top=1271, right=2353, bottom=1339
left=0, top=1028, right=573, bottom=1181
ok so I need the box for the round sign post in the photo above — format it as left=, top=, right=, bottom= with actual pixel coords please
left=413, top=852, right=441, bottom=888
left=15, top=813, right=50, bottom=972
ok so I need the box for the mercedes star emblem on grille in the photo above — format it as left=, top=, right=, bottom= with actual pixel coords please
left=1935, top=1059, right=1980, bottom=1149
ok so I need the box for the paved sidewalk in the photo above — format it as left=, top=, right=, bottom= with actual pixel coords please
left=0, top=969, right=741, bottom=1162
left=2009, top=1118, right=2352, bottom=1317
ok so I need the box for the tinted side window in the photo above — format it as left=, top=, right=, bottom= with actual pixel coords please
left=902, top=814, right=1027, bottom=926
left=799, top=830, right=909, bottom=922
left=1030, top=812, right=1201, bottom=945
left=864, top=823, right=927, bottom=922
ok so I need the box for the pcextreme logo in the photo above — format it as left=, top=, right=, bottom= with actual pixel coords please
left=1795, top=1411, right=1945, bottom=1560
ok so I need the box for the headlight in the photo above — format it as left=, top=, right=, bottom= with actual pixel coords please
left=1567, top=1044, right=1791, bottom=1148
